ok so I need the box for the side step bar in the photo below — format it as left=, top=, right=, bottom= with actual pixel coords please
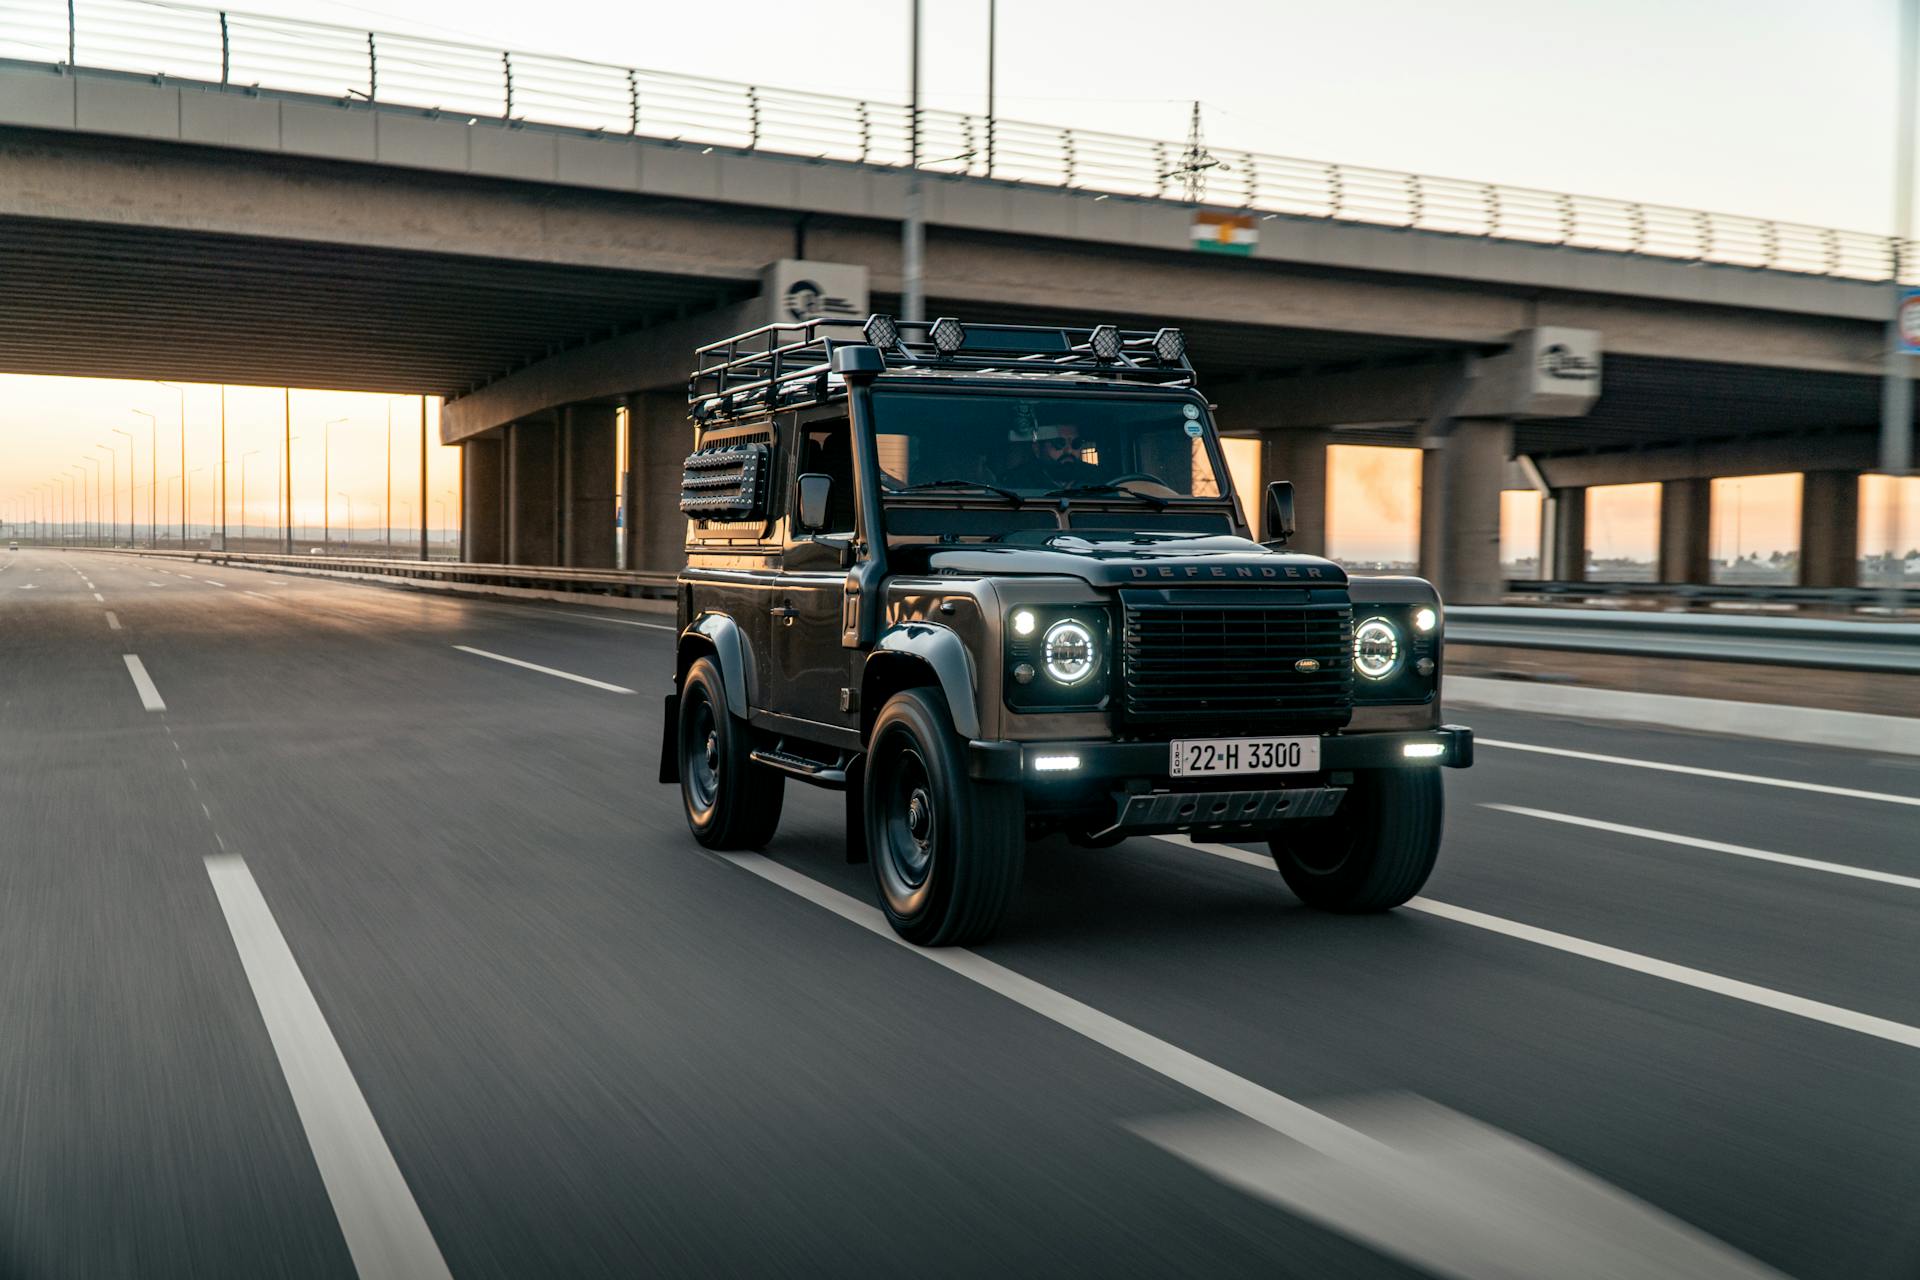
left=751, top=746, right=850, bottom=789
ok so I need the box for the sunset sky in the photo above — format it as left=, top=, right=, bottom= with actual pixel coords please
left=1, top=0, right=1916, bottom=558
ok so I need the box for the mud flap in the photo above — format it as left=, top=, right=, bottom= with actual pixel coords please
left=657, top=692, right=680, bottom=784
left=844, top=756, right=868, bottom=863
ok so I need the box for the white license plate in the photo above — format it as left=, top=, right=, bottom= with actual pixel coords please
left=1169, top=736, right=1320, bottom=777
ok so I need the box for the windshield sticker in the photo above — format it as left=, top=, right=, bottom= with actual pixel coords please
left=1182, top=403, right=1200, bottom=420
left=1183, top=419, right=1204, bottom=438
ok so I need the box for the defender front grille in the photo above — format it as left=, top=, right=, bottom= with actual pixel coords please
left=1120, top=588, right=1353, bottom=730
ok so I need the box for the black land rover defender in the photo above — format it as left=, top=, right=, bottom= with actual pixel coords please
left=660, top=315, right=1472, bottom=946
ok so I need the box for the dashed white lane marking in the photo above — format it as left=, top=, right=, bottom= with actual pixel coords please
left=104, top=611, right=121, bottom=630
left=1484, top=804, right=1920, bottom=891
left=450, top=645, right=635, bottom=694
left=1479, top=739, right=1920, bottom=809
left=122, top=654, right=165, bottom=711
left=720, top=851, right=1779, bottom=1278
left=92, top=591, right=104, bottom=602
left=244, top=590, right=274, bottom=599
left=203, top=580, right=225, bottom=587
left=1155, top=835, right=1920, bottom=1051
left=149, top=582, right=165, bottom=587
left=203, top=854, right=453, bottom=1280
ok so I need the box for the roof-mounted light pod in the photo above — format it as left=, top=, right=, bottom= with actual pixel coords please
left=1089, top=324, right=1123, bottom=362
left=929, top=316, right=967, bottom=354
left=863, top=313, right=900, bottom=349
left=1152, top=327, right=1186, bottom=364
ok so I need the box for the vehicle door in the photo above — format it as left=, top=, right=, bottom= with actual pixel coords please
left=679, top=420, right=780, bottom=711
left=772, top=408, right=863, bottom=730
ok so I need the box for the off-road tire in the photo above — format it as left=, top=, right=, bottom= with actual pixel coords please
left=1268, top=769, right=1442, bottom=912
left=678, top=657, right=784, bottom=849
left=865, top=689, right=1024, bottom=946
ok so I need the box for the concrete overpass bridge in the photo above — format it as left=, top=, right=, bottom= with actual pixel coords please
left=0, top=0, right=1911, bottom=600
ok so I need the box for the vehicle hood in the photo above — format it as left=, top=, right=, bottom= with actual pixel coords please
left=913, top=531, right=1346, bottom=587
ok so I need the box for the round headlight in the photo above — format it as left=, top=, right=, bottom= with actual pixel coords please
left=1354, top=617, right=1400, bottom=680
left=1042, top=619, right=1097, bottom=685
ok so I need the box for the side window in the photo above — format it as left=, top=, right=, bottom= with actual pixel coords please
left=796, top=416, right=858, bottom=534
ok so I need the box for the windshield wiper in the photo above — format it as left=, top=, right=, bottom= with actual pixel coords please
left=1040, top=481, right=1169, bottom=509
left=889, top=478, right=1026, bottom=507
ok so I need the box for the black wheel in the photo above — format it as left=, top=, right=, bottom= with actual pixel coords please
left=865, top=689, right=1024, bottom=946
left=1268, top=769, right=1442, bottom=912
left=678, top=656, right=783, bottom=849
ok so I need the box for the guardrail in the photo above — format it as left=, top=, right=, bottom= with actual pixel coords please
left=1449, top=606, right=1920, bottom=674
left=1509, top=579, right=1920, bottom=610
left=0, top=0, right=1905, bottom=281
left=95, top=546, right=679, bottom=599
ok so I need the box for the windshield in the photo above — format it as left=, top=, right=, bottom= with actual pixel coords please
left=869, top=389, right=1225, bottom=501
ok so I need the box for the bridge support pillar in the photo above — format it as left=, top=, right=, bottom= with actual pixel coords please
left=1800, top=469, right=1861, bottom=588
left=1256, top=430, right=1329, bottom=553
left=1419, top=418, right=1510, bottom=604
left=461, top=434, right=505, bottom=564
left=1546, top=487, right=1587, bottom=582
left=1657, top=478, right=1711, bottom=584
left=625, top=392, right=691, bottom=574
left=561, top=404, right=618, bottom=568
left=507, top=416, right=560, bottom=566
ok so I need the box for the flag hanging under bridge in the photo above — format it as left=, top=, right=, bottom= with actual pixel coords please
left=1190, top=211, right=1258, bottom=255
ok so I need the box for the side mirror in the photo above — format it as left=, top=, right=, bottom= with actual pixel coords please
left=1263, top=480, right=1295, bottom=546
left=797, top=472, right=833, bottom=533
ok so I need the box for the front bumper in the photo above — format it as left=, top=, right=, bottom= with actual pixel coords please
left=966, top=725, right=1472, bottom=837
left=967, top=724, right=1474, bottom=782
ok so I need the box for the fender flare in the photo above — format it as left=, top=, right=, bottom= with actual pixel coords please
left=869, top=623, right=980, bottom=739
left=683, top=612, right=751, bottom=719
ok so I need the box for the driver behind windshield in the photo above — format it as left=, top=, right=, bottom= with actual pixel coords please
left=1001, top=422, right=1102, bottom=490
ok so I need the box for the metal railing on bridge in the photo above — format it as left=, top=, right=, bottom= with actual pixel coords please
left=0, top=0, right=1905, bottom=282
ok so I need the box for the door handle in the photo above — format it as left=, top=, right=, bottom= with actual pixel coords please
left=771, top=604, right=796, bottom=621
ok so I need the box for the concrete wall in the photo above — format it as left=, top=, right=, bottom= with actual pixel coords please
left=561, top=405, right=618, bottom=568
left=506, top=418, right=559, bottom=566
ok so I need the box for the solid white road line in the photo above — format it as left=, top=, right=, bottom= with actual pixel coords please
left=203, top=854, right=452, bottom=1280
left=104, top=611, right=120, bottom=631
left=1155, top=834, right=1920, bottom=1051
left=1479, top=738, right=1920, bottom=809
left=1484, top=804, right=1920, bottom=891
left=122, top=654, right=165, bottom=711
left=1404, top=898, right=1920, bottom=1050
left=720, top=852, right=1779, bottom=1279
left=450, top=645, right=635, bottom=694
left=546, top=609, right=676, bottom=631
left=1154, top=833, right=1270, bottom=868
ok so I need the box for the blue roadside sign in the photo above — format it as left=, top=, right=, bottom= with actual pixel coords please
left=1900, top=289, right=1920, bottom=355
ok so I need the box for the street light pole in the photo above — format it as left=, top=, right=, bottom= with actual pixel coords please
left=419, top=397, right=429, bottom=561
left=283, top=389, right=294, bottom=554
left=241, top=450, right=260, bottom=547
left=323, top=416, right=346, bottom=548
left=385, top=398, right=393, bottom=555
left=338, top=490, right=353, bottom=547
left=1886, top=0, right=1919, bottom=610
left=158, top=380, right=186, bottom=544
left=986, top=0, right=996, bottom=178
left=133, top=409, right=156, bottom=548
left=218, top=384, right=228, bottom=551
left=84, top=456, right=102, bottom=546
left=902, top=0, right=925, bottom=323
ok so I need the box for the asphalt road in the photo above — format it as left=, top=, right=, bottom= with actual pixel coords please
left=3, top=546, right=1916, bottom=1279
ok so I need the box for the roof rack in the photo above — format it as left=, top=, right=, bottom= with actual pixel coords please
left=687, top=315, right=1194, bottom=424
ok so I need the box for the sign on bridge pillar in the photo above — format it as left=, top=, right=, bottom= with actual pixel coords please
left=762, top=260, right=869, bottom=327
